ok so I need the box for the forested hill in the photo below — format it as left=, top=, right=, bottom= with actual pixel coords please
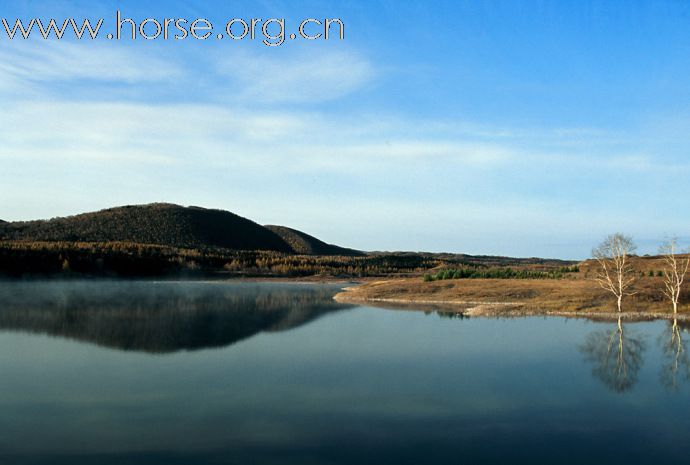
left=265, top=225, right=364, bottom=257
left=0, top=204, right=301, bottom=253
left=0, top=204, right=578, bottom=278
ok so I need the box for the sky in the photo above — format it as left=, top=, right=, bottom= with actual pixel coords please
left=2, top=0, right=690, bottom=259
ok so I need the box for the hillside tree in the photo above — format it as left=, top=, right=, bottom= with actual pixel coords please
left=659, top=238, right=689, bottom=315
left=592, top=233, right=637, bottom=314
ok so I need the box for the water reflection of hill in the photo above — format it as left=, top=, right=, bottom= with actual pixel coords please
left=0, top=281, right=351, bottom=353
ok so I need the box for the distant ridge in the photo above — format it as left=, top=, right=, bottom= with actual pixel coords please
left=265, top=225, right=364, bottom=257
left=0, top=203, right=363, bottom=256
left=0, top=203, right=293, bottom=252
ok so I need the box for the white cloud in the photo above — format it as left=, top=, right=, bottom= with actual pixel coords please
left=0, top=100, right=520, bottom=176
left=2, top=99, right=682, bottom=176
left=0, top=41, right=182, bottom=86
left=215, top=49, right=375, bottom=103
left=0, top=42, right=376, bottom=105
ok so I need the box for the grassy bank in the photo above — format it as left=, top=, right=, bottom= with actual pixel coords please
left=334, top=256, right=690, bottom=321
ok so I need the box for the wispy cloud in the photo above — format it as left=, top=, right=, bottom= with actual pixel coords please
left=3, top=99, right=685, bottom=175
left=215, top=48, right=376, bottom=103
left=0, top=41, right=376, bottom=105
left=0, top=41, right=182, bottom=88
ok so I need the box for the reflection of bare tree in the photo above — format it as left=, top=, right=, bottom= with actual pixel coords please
left=659, top=318, right=690, bottom=391
left=581, top=317, right=646, bottom=392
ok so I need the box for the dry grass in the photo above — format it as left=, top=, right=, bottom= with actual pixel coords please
left=335, top=256, right=690, bottom=321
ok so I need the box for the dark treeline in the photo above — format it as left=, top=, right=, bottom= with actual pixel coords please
left=424, top=265, right=580, bottom=281
left=0, top=241, right=439, bottom=278
left=0, top=241, right=575, bottom=279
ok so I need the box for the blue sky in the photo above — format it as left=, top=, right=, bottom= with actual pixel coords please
left=1, top=0, right=690, bottom=258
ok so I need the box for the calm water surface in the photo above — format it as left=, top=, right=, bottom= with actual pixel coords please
left=0, top=281, right=689, bottom=465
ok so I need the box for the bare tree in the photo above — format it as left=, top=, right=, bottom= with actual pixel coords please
left=659, top=238, right=689, bottom=315
left=592, top=233, right=637, bottom=313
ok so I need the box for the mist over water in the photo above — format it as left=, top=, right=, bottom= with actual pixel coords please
left=0, top=281, right=689, bottom=465
left=0, top=281, right=351, bottom=352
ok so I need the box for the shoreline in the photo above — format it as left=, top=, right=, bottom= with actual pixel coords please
left=334, top=279, right=690, bottom=322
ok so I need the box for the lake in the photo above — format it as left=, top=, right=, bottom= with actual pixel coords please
left=0, top=281, right=689, bottom=465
